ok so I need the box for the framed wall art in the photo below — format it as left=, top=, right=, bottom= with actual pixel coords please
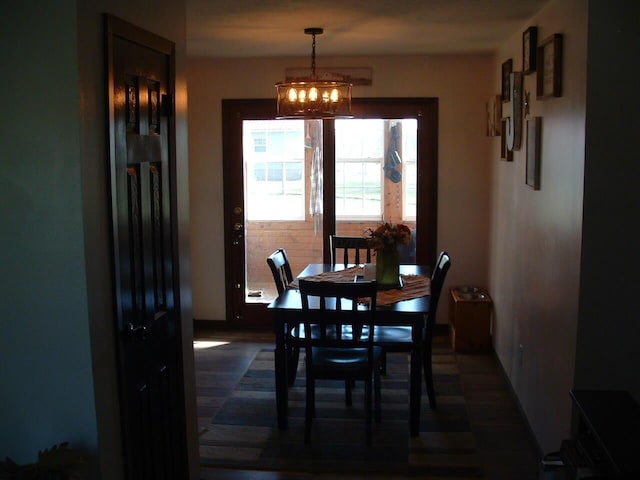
left=486, top=94, right=502, bottom=137
left=501, top=59, right=513, bottom=102
left=526, top=117, right=542, bottom=189
left=500, top=119, right=513, bottom=161
left=522, top=26, right=538, bottom=74
left=536, top=34, right=563, bottom=98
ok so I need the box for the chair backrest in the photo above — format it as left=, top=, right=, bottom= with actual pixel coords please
left=266, top=248, right=294, bottom=296
left=427, top=251, right=451, bottom=325
left=330, top=235, right=372, bottom=265
left=298, top=279, right=377, bottom=349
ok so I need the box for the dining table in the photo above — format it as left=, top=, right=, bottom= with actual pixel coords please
left=267, top=263, right=431, bottom=437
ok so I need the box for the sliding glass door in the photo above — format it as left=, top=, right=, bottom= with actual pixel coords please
left=222, top=98, right=438, bottom=327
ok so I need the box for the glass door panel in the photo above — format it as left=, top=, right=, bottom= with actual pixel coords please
left=243, top=119, right=324, bottom=303
left=334, top=118, right=417, bottom=262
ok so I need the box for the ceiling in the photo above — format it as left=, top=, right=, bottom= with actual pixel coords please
left=187, top=0, right=550, bottom=58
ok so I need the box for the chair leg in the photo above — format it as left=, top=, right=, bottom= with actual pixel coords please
left=380, top=350, right=387, bottom=375
left=374, top=368, right=381, bottom=423
left=364, top=379, right=372, bottom=446
left=422, top=343, right=436, bottom=409
left=287, top=345, right=300, bottom=386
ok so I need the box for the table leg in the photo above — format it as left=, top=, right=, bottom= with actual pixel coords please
left=409, top=314, right=424, bottom=436
left=274, top=315, right=288, bottom=430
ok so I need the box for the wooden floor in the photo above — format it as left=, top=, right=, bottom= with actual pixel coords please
left=195, top=328, right=542, bottom=480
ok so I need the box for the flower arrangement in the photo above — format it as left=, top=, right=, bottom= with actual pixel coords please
left=366, top=222, right=412, bottom=252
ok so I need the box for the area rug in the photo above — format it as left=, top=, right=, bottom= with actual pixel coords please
left=199, top=347, right=483, bottom=477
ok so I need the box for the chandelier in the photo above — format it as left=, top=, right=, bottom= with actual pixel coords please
left=275, top=28, right=352, bottom=119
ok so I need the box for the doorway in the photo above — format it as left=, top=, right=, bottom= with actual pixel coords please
left=222, top=98, right=438, bottom=327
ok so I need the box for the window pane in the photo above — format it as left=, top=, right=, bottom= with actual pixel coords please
left=244, top=120, right=305, bottom=221
left=335, top=119, right=384, bottom=220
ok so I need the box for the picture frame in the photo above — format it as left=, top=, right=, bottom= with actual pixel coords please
left=536, top=34, right=563, bottom=99
left=526, top=117, right=542, bottom=189
left=501, top=59, right=513, bottom=102
left=486, top=95, right=502, bottom=137
left=500, top=119, right=513, bottom=161
left=522, top=26, right=538, bottom=74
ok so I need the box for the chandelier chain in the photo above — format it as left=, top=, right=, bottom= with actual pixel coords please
left=310, top=32, right=317, bottom=79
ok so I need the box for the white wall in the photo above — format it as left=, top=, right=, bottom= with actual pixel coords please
left=188, top=53, right=495, bottom=322
left=489, top=0, right=587, bottom=453
left=0, top=0, right=98, bottom=467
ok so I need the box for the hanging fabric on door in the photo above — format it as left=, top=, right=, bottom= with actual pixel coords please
left=384, top=123, right=402, bottom=183
left=308, top=121, right=323, bottom=234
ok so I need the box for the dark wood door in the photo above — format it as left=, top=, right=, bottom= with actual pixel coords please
left=106, top=16, right=187, bottom=479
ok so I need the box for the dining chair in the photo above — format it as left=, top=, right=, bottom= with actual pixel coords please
left=330, top=235, right=372, bottom=265
left=298, top=278, right=382, bottom=445
left=373, top=251, right=451, bottom=408
left=267, top=248, right=300, bottom=385
left=266, top=248, right=294, bottom=296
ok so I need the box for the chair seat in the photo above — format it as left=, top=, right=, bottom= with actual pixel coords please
left=311, top=345, right=383, bottom=368
left=291, top=324, right=369, bottom=341
left=373, top=325, right=413, bottom=345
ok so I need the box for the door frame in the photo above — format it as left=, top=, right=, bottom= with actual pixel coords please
left=222, top=98, right=438, bottom=327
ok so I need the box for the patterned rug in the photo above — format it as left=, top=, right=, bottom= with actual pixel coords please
left=199, top=347, right=483, bottom=477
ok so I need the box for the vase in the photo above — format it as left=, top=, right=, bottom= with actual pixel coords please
left=375, top=248, right=400, bottom=288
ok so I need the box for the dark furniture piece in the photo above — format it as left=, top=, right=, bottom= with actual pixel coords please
left=267, top=248, right=299, bottom=385
left=298, top=279, right=382, bottom=444
left=266, top=248, right=294, bottom=296
left=373, top=251, right=451, bottom=408
left=330, top=235, right=372, bottom=265
left=449, top=286, right=492, bottom=353
left=269, top=263, right=430, bottom=436
left=559, top=390, right=640, bottom=479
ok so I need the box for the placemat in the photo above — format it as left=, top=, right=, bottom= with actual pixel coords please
left=289, top=266, right=430, bottom=306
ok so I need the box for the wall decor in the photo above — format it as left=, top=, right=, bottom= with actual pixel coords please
left=504, top=71, right=523, bottom=151
left=285, top=66, right=373, bottom=86
left=526, top=117, right=542, bottom=189
left=501, top=59, right=513, bottom=101
left=500, top=119, right=513, bottom=161
left=522, top=26, right=538, bottom=74
left=486, top=95, right=502, bottom=137
left=536, top=34, right=563, bottom=98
